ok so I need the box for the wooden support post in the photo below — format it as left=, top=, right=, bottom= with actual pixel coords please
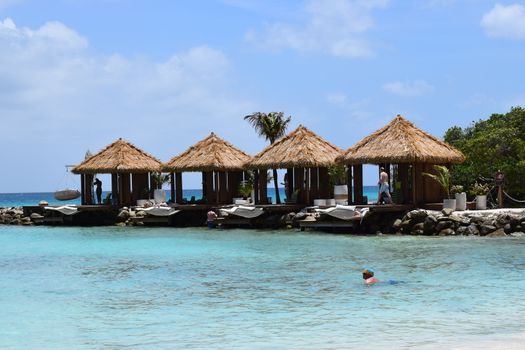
left=286, top=168, right=294, bottom=200
left=259, top=169, right=268, bottom=204
left=80, top=174, right=85, bottom=205
left=214, top=172, right=220, bottom=204
left=398, top=163, right=409, bottom=204
left=205, top=171, right=214, bottom=204
left=202, top=172, right=207, bottom=200
left=254, top=170, right=260, bottom=204
left=175, top=172, right=183, bottom=204
left=353, top=164, right=363, bottom=204
left=120, top=173, right=131, bottom=207
left=132, top=173, right=148, bottom=204
left=219, top=172, right=228, bottom=204
left=318, top=167, right=330, bottom=199
left=295, top=167, right=305, bottom=204
left=346, top=166, right=353, bottom=204
left=112, top=173, right=118, bottom=206
left=85, top=174, right=94, bottom=205
left=228, top=171, right=241, bottom=199
left=304, top=168, right=310, bottom=205
left=413, top=163, right=425, bottom=206
left=309, top=168, right=319, bottom=202
left=170, top=173, right=175, bottom=203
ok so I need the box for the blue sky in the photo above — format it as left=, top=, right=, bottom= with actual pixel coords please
left=1, top=0, right=524, bottom=192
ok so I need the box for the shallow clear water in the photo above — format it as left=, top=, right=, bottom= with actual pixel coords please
left=1, top=226, right=524, bottom=349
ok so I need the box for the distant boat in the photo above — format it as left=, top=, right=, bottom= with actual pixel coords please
left=54, top=189, right=81, bottom=201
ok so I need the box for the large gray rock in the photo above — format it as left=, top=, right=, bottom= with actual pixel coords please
left=116, top=209, right=130, bottom=222
left=393, top=219, right=403, bottom=230
left=423, top=217, right=436, bottom=234
left=441, top=208, right=454, bottom=216
left=407, top=210, right=428, bottom=221
left=466, top=224, right=480, bottom=236
left=436, top=220, right=453, bottom=232
left=486, top=228, right=506, bottom=237
left=439, top=228, right=455, bottom=236
left=456, top=226, right=467, bottom=235
left=480, top=224, right=497, bottom=236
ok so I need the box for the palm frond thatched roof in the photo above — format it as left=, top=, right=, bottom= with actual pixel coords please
left=248, top=125, right=342, bottom=169
left=163, top=132, right=251, bottom=172
left=337, top=115, right=466, bottom=165
left=72, top=138, right=162, bottom=174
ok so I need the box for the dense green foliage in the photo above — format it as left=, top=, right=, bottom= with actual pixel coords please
left=422, top=165, right=451, bottom=199
left=444, top=107, right=525, bottom=197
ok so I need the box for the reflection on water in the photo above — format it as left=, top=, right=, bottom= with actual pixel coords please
left=1, top=226, right=525, bottom=349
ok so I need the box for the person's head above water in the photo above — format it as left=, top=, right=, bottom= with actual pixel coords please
left=362, top=268, right=374, bottom=280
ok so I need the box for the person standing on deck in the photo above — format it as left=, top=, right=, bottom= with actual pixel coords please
left=377, top=167, right=392, bottom=204
left=94, top=178, right=102, bottom=204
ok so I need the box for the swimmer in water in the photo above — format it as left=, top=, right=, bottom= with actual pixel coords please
left=362, top=268, right=380, bottom=285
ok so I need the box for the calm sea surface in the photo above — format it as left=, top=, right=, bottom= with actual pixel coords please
left=0, top=187, right=379, bottom=208
left=1, top=226, right=524, bottom=349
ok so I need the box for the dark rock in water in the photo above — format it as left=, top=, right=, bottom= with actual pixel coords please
left=294, top=212, right=307, bottom=221
left=439, top=228, right=455, bottom=236
left=470, top=216, right=485, bottom=225
left=504, top=223, right=512, bottom=234
left=393, top=219, right=403, bottom=229
left=466, top=224, right=480, bottom=236
left=456, top=226, right=467, bottom=235
left=30, top=213, right=44, bottom=220
left=436, top=220, right=453, bottom=232
left=426, top=215, right=438, bottom=223
left=423, top=217, right=436, bottom=234
left=480, top=224, right=497, bottom=236
left=441, top=208, right=454, bottom=216
left=407, top=210, right=427, bottom=221
left=116, top=210, right=130, bottom=222
left=401, top=219, right=412, bottom=232
left=486, top=228, right=506, bottom=237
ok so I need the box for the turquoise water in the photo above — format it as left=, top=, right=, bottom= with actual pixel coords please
left=0, top=187, right=379, bottom=207
left=1, top=226, right=524, bottom=349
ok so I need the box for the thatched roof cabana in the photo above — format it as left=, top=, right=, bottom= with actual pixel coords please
left=338, top=115, right=465, bottom=165
left=72, top=138, right=162, bottom=174
left=338, top=115, right=466, bottom=206
left=72, top=138, right=162, bottom=207
left=249, top=125, right=342, bottom=169
left=247, top=125, right=342, bottom=205
left=163, top=132, right=251, bottom=172
left=162, top=133, right=251, bottom=205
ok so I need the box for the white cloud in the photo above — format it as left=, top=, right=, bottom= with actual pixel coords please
left=0, top=18, right=255, bottom=192
left=382, top=80, right=433, bottom=97
left=245, top=0, right=389, bottom=58
left=481, top=3, right=525, bottom=39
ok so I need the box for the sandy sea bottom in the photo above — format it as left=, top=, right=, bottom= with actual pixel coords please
left=1, top=226, right=524, bottom=349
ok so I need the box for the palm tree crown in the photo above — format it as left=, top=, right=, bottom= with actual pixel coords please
left=244, top=112, right=291, bottom=144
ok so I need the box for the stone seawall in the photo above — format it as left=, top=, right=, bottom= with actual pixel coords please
left=393, top=208, right=525, bottom=237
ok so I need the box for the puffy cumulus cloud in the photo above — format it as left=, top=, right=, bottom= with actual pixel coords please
left=245, top=0, right=389, bottom=58
left=481, top=3, right=525, bottom=39
left=0, top=18, right=254, bottom=192
left=382, top=80, right=433, bottom=97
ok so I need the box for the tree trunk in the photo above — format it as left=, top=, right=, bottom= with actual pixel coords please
left=273, top=168, right=281, bottom=204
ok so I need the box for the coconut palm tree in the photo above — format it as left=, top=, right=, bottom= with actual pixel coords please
left=244, top=112, right=291, bottom=204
